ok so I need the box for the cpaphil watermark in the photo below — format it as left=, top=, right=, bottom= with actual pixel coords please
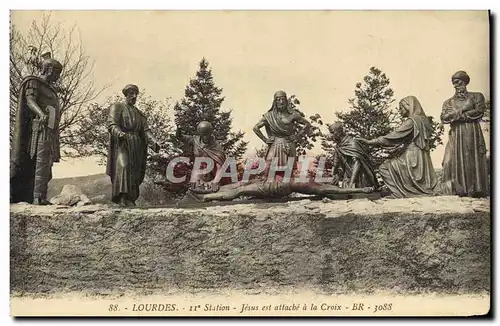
left=165, top=156, right=334, bottom=184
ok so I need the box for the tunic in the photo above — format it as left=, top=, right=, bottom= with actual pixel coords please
left=440, top=92, right=489, bottom=197
left=106, top=102, right=149, bottom=203
left=262, top=109, right=297, bottom=169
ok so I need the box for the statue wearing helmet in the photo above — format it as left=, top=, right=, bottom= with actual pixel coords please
left=10, top=53, right=63, bottom=205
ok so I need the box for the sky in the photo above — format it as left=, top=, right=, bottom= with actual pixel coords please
left=10, top=10, right=490, bottom=178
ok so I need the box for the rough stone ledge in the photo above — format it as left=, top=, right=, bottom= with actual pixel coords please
left=9, top=195, right=491, bottom=218
left=10, top=195, right=490, bottom=297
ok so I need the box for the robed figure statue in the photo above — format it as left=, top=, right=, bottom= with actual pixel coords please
left=440, top=71, right=489, bottom=198
left=106, top=84, right=160, bottom=207
left=359, top=96, right=437, bottom=198
left=10, top=56, right=63, bottom=205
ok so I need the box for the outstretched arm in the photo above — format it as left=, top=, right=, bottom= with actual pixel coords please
left=359, top=119, right=414, bottom=148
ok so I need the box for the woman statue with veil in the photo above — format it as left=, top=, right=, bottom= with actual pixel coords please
left=253, top=90, right=311, bottom=178
left=358, top=96, right=437, bottom=198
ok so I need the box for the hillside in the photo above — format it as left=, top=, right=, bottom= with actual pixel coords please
left=48, top=173, right=111, bottom=203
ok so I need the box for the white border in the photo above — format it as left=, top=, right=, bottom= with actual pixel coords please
left=2, top=2, right=498, bottom=325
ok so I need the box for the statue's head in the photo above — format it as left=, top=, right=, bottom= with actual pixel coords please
left=197, top=121, right=213, bottom=139
left=273, top=90, right=288, bottom=112
left=328, top=122, right=344, bottom=141
left=40, top=57, right=63, bottom=84
left=122, top=84, right=139, bottom=105
left=399, top=96, right=426, bottom=118
left=451, top=70, right=470, bottom=94
left=398, top=100, right=410, bottom=118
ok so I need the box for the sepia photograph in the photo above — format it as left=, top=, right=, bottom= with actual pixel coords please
left=7, top=8, right=491, bottom=317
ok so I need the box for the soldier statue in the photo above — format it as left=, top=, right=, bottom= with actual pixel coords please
left=10, top=54, right=63, bottom=205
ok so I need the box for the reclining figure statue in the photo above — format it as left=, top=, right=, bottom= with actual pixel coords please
left=184, top=177, right=376, bottom=203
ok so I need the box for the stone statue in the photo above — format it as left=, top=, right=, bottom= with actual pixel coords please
left=328, top=122, right=379, bottom=189
left=10, top=55, right=63, bottom=205
left=185, top=178, right=375, bottom=203
left=176, top=121, right=227, bottom=190
left=440, top=71, right=489, bottom=198
left=253, top=90, right=311, bottom=178
left=106, top=84, right=160, bottom=207
left=358, top=96, right=437, bottom=198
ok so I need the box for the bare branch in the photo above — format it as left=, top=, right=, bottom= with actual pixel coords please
left=10, top=13, right=110, bottom=153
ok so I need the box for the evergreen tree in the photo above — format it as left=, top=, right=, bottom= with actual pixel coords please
left=171, top=58, right=248, bottom=161
left=321, top=66, right=443, bottom=167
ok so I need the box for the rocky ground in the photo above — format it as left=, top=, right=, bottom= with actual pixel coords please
left=10, top=195, right=491, bottom=298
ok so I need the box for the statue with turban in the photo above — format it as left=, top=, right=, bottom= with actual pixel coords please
left=106, top=84, right=160, bottom=207
left=440, top=71, right=489, bottom=197
left=10, top=55, right=63, bottom=205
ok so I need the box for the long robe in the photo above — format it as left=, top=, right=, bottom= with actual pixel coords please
left=333, top=135, right=378, bottom=188
left=106, top=102, right=149, bottom=203
left=440, top=92, right=489, bottom=197
left=10, top=76, right=61, bottom=203
left=375, top=97, right=437, bottom=198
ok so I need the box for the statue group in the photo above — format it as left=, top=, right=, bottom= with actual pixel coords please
left=9, top=55, right=490, bottom=206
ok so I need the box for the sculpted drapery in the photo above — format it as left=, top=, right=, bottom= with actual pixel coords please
left=440, top=71, right=489, bottom=198
left=360, top=96, right=437, bottom=198
left=106, top=84, right=159, bottom=206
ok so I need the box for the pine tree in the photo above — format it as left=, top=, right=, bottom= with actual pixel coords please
left=321, top=66, right=443, bottom=167
left=171, top=58, right=248, bottom=161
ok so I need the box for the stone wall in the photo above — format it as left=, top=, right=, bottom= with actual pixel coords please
left=10, top=196, right=490, bottom=296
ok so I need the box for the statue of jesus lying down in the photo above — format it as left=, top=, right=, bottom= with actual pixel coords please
left=184, top=177, right=376, bottom=203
